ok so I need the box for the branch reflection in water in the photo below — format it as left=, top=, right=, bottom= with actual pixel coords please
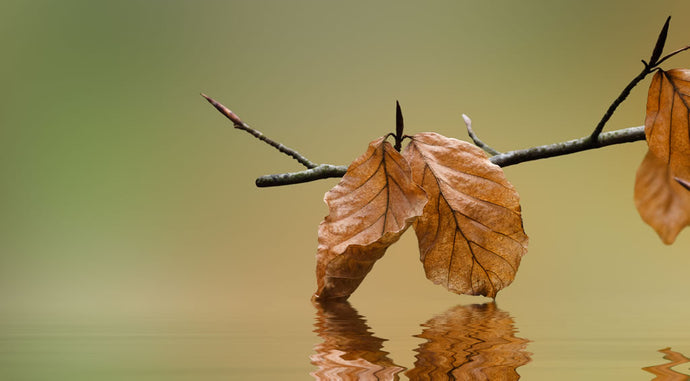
left=311, top=300, right=405, bottom=380
left=311, top=301, right=531, bottom=380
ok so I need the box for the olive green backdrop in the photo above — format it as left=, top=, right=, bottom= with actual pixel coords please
left=2, top=1, right=690, bottom=379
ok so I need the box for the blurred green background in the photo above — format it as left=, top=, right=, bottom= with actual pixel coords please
left=2, top=1, right=690, bottom=379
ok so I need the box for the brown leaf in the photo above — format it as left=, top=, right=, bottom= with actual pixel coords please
left=315, top=137, right=427, bottom=300
left=404, top=132, right=528, bottom=298
left=677, top=177, right=690, bottom=191
left=635, top=69, right=690, bottom=244
left=405, top=303, right=531, bottom=381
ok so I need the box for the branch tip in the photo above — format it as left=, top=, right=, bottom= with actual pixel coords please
left=462, top=114, right=501, bottom=156
left=201, top=93, right=244, bottom=125
left=203, top=93, right=317, bottom=169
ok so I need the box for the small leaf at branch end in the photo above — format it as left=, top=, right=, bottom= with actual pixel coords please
left=395, top=101, right=404, bottom=151
left=635, top=69, right=690, bottom=244
left=404, top=132, right=528, bottom=298
left=650, top=16, right=671, bottom=66
left=201, top=93, right=244, bottom=125
left=315, top=137, right=427, bottom=300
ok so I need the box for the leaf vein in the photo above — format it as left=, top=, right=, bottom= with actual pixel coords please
left=435, top=174, right=520, bottom=218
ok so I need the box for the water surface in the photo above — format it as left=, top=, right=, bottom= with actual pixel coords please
left=3, top=297, right=689, bottom=380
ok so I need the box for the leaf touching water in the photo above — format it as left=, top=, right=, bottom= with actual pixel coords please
left=404, top=133, right=528, bottom=298
left=635, top=69, right=690, bottom=244
left=315, top=137, right=427, bottom=300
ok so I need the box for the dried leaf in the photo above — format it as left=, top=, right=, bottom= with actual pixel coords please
left=635, top=69, right=690, bottom=244
left=677, top=177, right=690, bottom=191
left=404, top=132, right=528, bottom=298
left=405, top=303, right=531, bottom=381
left=315, top=137, right=427, bottom=300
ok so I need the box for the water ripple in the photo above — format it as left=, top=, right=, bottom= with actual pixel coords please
left=311, top=301, right=530, bottom=380
left=311, top=300, right=405, bottom=380
left=406, top=303, right=531, bottom=381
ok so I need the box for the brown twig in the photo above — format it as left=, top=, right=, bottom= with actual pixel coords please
left=202, top=92, right=646, bottom=185
left=201, top=94, right=317, bottom=169
left=588, top=66, right=651, bottom=143
left=252, top=125, right=646, bottom=186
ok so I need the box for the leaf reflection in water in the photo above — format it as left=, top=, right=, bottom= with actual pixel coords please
left=405, top=303, right=531, bottom=381
left=311, top=300, right=405, bottom=380
left=643, top=347, right=690, bottom=380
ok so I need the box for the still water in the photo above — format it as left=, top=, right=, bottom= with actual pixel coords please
left=2, top=297, right=689, bottom=380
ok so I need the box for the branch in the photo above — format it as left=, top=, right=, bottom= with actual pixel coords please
left=253, top=125, right=646, bottom=186
left=255, top=164, right=348, bottom=187
left=202, top=17, right=690, bottom=187
left=255, top=125, right=645, bottom=186
left=203, top=95, right=649, bottom=187
left=589, top=66, right=650, bottom=142
left=588, top=18, right=662, bottom=141
left=462, top=114, right=501, bottom=156
left=201, top=93, right=318, bottom=169
left=490, top=125, right=645, bottom=167
left=589, top=16, right=690, bottom=141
